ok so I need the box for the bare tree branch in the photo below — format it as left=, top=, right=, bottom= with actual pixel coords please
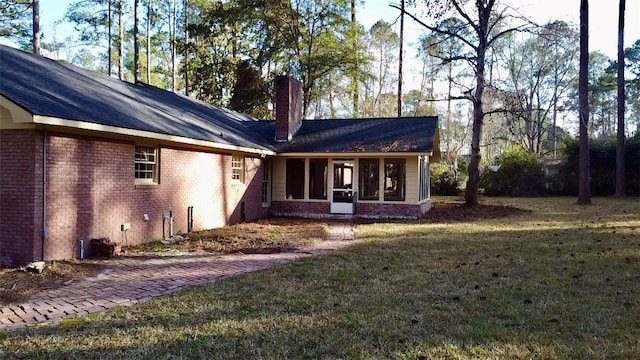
left=389, top=3, right=477, bottom=51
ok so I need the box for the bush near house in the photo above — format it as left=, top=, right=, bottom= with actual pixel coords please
left=480, top=146, right=546, bottom=196
left=430, top=163, right=460, bottom=195
left=559, top=134, right=640, bottom=196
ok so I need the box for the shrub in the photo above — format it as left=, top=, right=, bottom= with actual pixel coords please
left=430, top=163, right=460, bottom=196
left=559, top=134, right=640, bottom=196
left=480, top=146, right=546, bottom=196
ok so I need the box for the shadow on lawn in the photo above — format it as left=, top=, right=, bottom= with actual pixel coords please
left=2, top=213, right=639, bottom=359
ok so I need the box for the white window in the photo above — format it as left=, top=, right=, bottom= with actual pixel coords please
left=135, top=145, right=158, bottom=184
left=232, top=156, right=244, bottom=183
left=419, top=156, right=430, bottom=201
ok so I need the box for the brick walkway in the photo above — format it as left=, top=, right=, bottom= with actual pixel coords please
left=0, top=222, right=354, bottom=331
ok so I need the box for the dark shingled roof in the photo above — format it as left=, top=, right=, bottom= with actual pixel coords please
left=1, top=45, right=438, bottom=155
left=0, top=45, right=273, bottom=152
left=247, top=117, right=439, bottom=154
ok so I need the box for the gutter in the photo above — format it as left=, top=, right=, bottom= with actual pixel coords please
left=32, top=115, right=276, bottom=157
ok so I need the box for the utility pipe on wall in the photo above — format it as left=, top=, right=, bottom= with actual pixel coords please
left=41, top=129, right=47, bottom=261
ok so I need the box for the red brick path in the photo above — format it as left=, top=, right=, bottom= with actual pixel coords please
left=0, top=223, right=353, bottom=331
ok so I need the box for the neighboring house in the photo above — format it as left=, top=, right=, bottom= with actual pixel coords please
left=0, top=45, right=439, bottom=267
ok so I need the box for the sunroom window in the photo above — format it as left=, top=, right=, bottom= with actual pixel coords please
left=286, top=158, right=305, bottom=199
left=419, top=156, right=430, bottom=201
left=384, top=158, right=406, bottom=201
left=359, top=158, right=379, bottom=200
left=309, top=158, right=328, bottom=200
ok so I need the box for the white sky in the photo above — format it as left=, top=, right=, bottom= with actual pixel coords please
left=30, top=0, right=640, bottom=92
left=36, top=0, right=639, bottom=56
left=359, top=0, right=639, bottom=58
left=360, top=0, right=639, bottom=90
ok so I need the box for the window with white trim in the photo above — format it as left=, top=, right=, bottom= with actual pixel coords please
left=286, top=158, right=305, bottom=199
left=419, top=156, right=430, bottom=201
left=135, top=145, right=158, bottom=184
left=358, top=158, right=379, bottom=200
left=309, top=158, right=328, bottom=200
left=384, top=158, right=406, bottom=201
left=231, top=156, right=244, bottom=183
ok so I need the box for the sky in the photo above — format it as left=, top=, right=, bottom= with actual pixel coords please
left=358, top=0, right=639, bottom=90
left=35, top=0, right=639, bottom=56
left=30, top=0, right=639, bottom=93
left=359, top=0, right=639, bottom=57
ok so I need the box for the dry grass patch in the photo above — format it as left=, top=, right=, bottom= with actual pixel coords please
left=0, top=261, right=105, bottom=306
left=127, top=217, right=330, bottom=255
left=1, top=197, right=638, bottom=359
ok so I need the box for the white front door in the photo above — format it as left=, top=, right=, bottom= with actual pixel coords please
left=330, top=159, right=354, bottom=214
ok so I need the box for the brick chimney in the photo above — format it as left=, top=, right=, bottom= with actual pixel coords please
left=275, top=75, right=303, bottom=142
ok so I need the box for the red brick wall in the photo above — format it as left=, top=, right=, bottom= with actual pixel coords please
left=275, top=76, right=303, bottom=141
left=271, top=200, right=427, bottom=220
left=0, top=130, right=42, bottom=267
left=356, top=202, right=424, bottom=219
left=270, top=201, right=331, bottom=217
left=1, top=130, right=268, bottom=265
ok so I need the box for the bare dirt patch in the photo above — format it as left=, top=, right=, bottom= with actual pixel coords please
left=354, top=201, right=529, bottom=225
left=421, top=202, right=530, bottom=223
left=0, top=261, right=105, bottom=306
left=125, top=217, right=330, bottom=255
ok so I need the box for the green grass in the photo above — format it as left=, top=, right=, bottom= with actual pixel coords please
left=1, top=197, right=639, bottom=359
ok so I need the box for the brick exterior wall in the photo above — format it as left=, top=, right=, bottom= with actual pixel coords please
left=356, top=202, right=425, bottom=219
left=270, top=201, right=331, bottom=218
left=0, top=130, right=267, bottom=266
left=275, top=76, right=303, bottom=142
left=1, top=130, right=433, bottom=267
left=0, top=130, right=43, bottom=267
left=271, top=200, right=430, bottom=220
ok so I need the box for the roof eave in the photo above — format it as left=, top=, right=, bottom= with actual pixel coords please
left=275, top=151, right=434, bottom=157
left=32, top=115, right=276, bottom=156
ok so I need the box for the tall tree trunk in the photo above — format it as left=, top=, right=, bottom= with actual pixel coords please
left=184, top=0, right=189, bottom=95
left=32, top=0, right=40, bottom=55
left=118, top=0, right=124, bottom=80
left=446, top=55, right=453, bottom=171
left=376, top=45, right=383, bottom=116
left=171, top=0, right=177, bottom=92
left=108, top=0, right=112, bottom=75
left=351, top=0, right=359, bottom=117
left=134, top=0, right=140, bottom=83
left=465, top=47, right=485, bottom=207
left=578, top=0, right=591, bottom=205
left=397, top=0, right=404, bottom=117
left=464, top=2, right=490, bottom=207
left=552, top=41, right=559, bottom=159
left=329, top=92, right=336, bottom=118
left=231, top=24, right=238, bottom=59
left=615, top=0, right=626, bottom=196
left=146, top=0, right=151, bottom=83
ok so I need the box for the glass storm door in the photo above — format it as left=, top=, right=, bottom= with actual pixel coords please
left=331, top=160, right=354, bottom=214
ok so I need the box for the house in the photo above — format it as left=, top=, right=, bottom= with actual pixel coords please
left=0, top=45, right=439, bottom=267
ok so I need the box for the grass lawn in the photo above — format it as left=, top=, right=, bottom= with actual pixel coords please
left=1, top=197, right=639, bottom=359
